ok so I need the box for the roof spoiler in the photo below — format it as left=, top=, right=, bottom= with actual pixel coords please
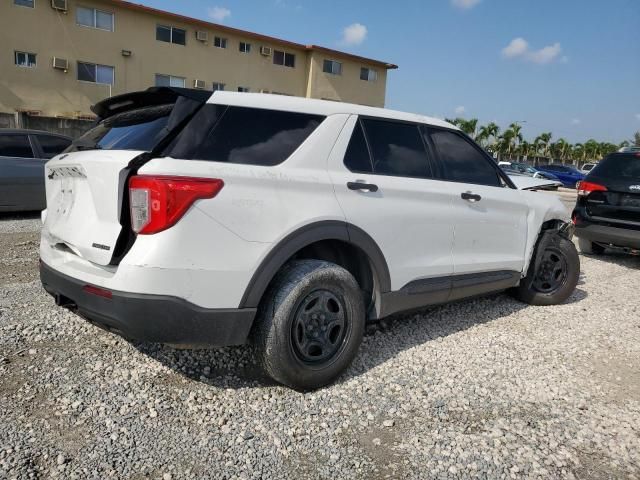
left=91, top=87, right=213, bottom=120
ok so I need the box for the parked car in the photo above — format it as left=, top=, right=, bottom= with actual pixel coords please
left=536, top=164, right=585, bottom=188
left=39, top=87, right=580, bottom=390
left=508, top=162, right=562, bottom=181
left=580, top=163, right=597, bottom=174
left=0, top=129, right=72, bottom=212
left=573, top=152, right=640, bottom=255
left=499, top=166, right=561, bottom=191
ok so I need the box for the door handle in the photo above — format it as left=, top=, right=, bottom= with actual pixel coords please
left=461, top=191, right=481, bottom=202
left=347, top=181, right=379, bottom=193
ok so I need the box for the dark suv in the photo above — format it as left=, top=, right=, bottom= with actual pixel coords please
left=573, top=152, right=640, bottom=255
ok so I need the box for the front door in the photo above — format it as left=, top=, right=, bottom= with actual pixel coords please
left=426, top=128, right=528, bottom=277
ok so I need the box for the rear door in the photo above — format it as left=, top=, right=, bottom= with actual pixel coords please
left=426, top=128, right=529, bottom=276
left=0, top=133, right=44, bottom=211
left=584, top=154, right=640, bottom=227
left=328, top=115, right=454, bottom=293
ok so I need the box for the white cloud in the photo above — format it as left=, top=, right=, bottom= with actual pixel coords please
left=208, top=6, right=231, bottom=22
left=571, top=118, right=581, bottom=125
left=502, top=37, right=529, bottom=58
left=455, top=106, right=466, bottom=115
left=528, top=42, right=562, bottom=64
left=451, top=0, right=481, bottom=9
left=341, top=23, right=367, bottom=46
left=502, top=37, right=563, bottom=64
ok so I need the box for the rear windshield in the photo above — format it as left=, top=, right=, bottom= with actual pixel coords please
left=590, top=154, right=640, bottom=180
left=165, top=105, right=324, bottom=166
left=67, top=105, right=172, bottom=152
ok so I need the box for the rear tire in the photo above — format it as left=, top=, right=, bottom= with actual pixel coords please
left=578, top=237, right=605, bottom=255
left=512, top=234, right=580, bottom=306
left=253, top=260, right=365, bottom=390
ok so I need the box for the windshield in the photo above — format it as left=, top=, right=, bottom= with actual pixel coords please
left=590, top=154, right=640, bottom=180
left=67, top=104, right=172, bottom=152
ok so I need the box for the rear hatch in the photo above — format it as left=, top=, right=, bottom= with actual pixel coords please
left=42, top=87, right=210, bottom=266
left=583, top=153, right=640, bottom=227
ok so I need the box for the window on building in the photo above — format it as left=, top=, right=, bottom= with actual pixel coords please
left=237, top=86, right=250, bottom=93
left=156, top=25, right=186, bottom=45
left=323, top=60, right=342, bottom=75
left=179, top=106, right=324, bottom=166
left=360, top=67, right=378, bottom=82
left=212, top=82, right=225, bottom=91
left=76, top=7, right=114, bottom=31
left=35, top=135, right=72, bottom=159
left=214, top=36, right=227, bottom=48
left=15, top=51, right=36, bottom=68
left=14, top=0, right=34, bottom=8
left=77, top=62, right=114, bottom=85
left=0, top=134, right=34, bottom=158
left=239, top=42, right=251, bottom=53
left=155, top=74, right=186, bottom=88
left=361, top=119, right=433, bottom=178
left=428, top=129, right=501, bottom=187
left=273, top=50, right=295, bottom=68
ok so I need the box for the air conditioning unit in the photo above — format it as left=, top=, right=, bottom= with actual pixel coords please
left=52, top=57, right=69, bottom=72
left=195, top=30, right=208, bottom=42
left=193, top=79, right=206, bottom=89
left=51, top=0, right=68, bottom=12
left=260, top=46, right=272, bottom=56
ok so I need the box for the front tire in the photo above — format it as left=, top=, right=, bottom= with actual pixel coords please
left=578, top=237, right=605, bottom=255
left=253, top=260, right=365, bottom=390
left=512, top=234, right=580, bottom=306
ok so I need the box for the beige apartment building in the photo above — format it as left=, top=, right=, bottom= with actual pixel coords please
left=0, top=0, right=397, bottom=122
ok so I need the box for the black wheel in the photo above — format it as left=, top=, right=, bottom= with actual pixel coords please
left=578, top=237, right=605, bottom=255
left=511, top=234, right=580, bottom=306
left=253, top=260, right=365, bottom=390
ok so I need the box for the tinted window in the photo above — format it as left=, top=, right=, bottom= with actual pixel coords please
left=188, top=107, right=323, bottom=166
left=429, top=129, right=500, bottom=187
left=68, top=105, right=172, bottom=152
left=590, top=154, right=640, bottom=180
left=344, top=121, right=373, bottom=173
left=0, top=135, right=34, bottom=158
left=361, top=119, right=432, bottom=178
left=37, top=135, right=72, bottom=159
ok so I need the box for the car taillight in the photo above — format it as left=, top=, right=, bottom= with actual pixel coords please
left=576, top=181, right=607, bottom=197
left=129, top=175, right=224, bottom=234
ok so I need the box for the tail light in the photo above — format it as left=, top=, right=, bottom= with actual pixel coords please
left=577, top=181, right=607, bottom=197
left=129, top=175, right=224, bottom=234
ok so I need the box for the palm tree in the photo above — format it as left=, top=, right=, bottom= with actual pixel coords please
left=534, top=132, right=553, bottom=159
left=447, top=117, right=479, bottom=139
left=477, top=122, right=500, bottom=148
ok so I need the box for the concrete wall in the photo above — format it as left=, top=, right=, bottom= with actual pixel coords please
left=0, top=0, right=392, bottom=118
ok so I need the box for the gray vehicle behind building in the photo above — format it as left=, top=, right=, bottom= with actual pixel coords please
left=0, top=129, right=72, bottom=212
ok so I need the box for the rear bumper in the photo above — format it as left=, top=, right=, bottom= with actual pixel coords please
left=40, top=261, right=256, bottom=347
left=574, top=223, right=640, bottom=249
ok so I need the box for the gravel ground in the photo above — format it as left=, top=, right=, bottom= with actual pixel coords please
left=1, top=212, right=639, bottom=479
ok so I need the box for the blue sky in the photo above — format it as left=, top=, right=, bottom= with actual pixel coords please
left=144, top=0, right=638, bottom=143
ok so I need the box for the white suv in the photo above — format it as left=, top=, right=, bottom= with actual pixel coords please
left=40, top=88, right=580, bottom=390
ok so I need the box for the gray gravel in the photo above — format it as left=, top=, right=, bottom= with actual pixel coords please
left=1, top=216, right=639, bottom=479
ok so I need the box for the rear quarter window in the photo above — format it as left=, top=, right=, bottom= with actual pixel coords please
left=36, top=135, right=72, bottom=159
left=172, top=106, right=324, bottom=166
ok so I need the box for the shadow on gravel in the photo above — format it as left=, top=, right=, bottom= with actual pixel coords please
left=134, top=287, right=588, bottom=391
left=0, top=212, right=41, bottom=220
left=580, top=251, right=640, bottom=269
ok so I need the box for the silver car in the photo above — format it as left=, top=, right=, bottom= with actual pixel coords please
left=0, top=129, right=72, bottom=212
